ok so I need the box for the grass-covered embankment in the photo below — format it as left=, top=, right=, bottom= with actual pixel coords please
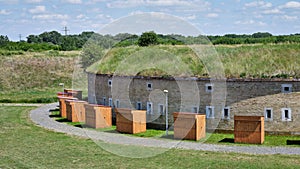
left=88, top=43, right=300, bottom=79
left=0, top=50, right=78, bottom=103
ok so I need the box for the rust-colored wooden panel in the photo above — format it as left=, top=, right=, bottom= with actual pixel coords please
left=234, top=116, right=264, bottom=144
left=84, top=104, right=112, bottom=129
left=58, top=96, right=77, bottom=118
left=173, top=112, right=206, bottom=141
left=66, top=100, right=87, bottom=122
left=115, top=108, right=146, bottom=134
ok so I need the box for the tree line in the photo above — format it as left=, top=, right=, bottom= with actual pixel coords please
left=0, top=31, right=299, bottom=52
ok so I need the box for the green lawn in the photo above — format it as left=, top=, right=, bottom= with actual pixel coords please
left=1, top=106, right=300, bottom=168
left=51, top=110, right=300, bottom=147
left=0, top=88, right=60, bottom=103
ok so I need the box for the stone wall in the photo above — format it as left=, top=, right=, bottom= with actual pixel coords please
left=88, top=73, right=300, bottom=134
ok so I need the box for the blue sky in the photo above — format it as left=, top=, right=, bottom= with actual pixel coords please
left=0, top=0, right=299, bottom=41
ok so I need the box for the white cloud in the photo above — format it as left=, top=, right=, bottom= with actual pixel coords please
left=76, top=14, right=87, bottom=19
left=61, top=20, right=68, bottom=26
left=29, top=6, right=46, bottom=14
left=25, top=0, right=43, bottom=3
left=107, top=0, right=144, bottom=8
left=129, top=11, right=144, bottom=15
left=32, top=14, right=69, bottom=20
left=145, top=0, right=193, bottom=6
left=257, top=21, right=267, bottom=26
left=234, top=20, right=267, bottom=26
left=107, top=0, right=210, bottom=9
left=96, top=14, right=114, bottom=22
left=281, top=15, right=298, bottom=21
left=245, top=1, right=272, bottom=8
left=235, top=20, right=255, bottom=25
left=206, top=13, right=218, bottom=18
left=262, top=8, right=283, bottom=14
left=0, top=0, right=18, bottom=4
left=65, top=0, right=82, bottom=4
left=281, top=1, right=300, bottom=8
left=0, top=9, right=10, bottom=15
left=181, top=14, right=197, bottom=20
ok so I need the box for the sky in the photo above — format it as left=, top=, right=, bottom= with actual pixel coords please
left=0, top=0, right=299, bottom=41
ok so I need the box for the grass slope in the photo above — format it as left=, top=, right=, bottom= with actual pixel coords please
left=88, top=43, right=300, bottom=78
left=0, top=51, right=79, bottom=103
left=2, top=106, right=300, bottom=168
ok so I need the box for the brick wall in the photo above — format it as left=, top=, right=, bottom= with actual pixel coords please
left=88, top=73, right=300, bottom=134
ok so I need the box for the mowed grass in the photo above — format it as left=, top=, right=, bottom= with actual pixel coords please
left=50, top=110, right=300, bottom=147
left=2, top=106, right=300, bottom=168
left=0, top=88, right=60, bottom=103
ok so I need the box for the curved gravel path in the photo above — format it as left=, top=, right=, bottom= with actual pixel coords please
left=30, top=103, right=300, bottom=155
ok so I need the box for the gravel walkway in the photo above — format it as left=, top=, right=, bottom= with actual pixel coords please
left=30, top=103, right=300, bottom=156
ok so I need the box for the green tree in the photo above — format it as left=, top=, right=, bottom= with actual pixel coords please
left=27, top=35, right=42, bottom=43
left=0, top=35, right=9, bottom=45
left=138, top=31, right=158, bottom=46
left=39, top=31, right=62, bottom=44
left=252, top=32, right=272, bottom=38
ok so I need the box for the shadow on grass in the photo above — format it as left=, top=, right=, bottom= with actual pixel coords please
left=102, top=129, right=119, bottom=134
left=49, top=114, right=61, bottom=118
left=74, top=124, right=84, bottom=128
left=219, top=138, right=235, bottom=143
left=55, top=118, right=69, bottom=123
left=160, top=134, right=174, bottom=140
left=286, top=140, right=300, bottom=145
left=49, top=108, right=59, bottom=112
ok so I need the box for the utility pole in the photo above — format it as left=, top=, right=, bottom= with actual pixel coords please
left=164, top=90, right=169, bottom=136
left=62, top=26, right=69, bottom=36
left=19, top=34, right=22, bottom=41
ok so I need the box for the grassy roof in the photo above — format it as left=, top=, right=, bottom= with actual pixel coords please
left=87, top=43, right=300, bottom=79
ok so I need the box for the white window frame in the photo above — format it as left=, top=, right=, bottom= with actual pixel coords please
left=136, top=102, right=142, bottom=110
left=147, top=82, right=153, bottom=90
left=206, top=106, right=215, bottom=119
left=115, top=99, right=120, bottom=108
left=205, top=83, right=213, bottom=93
left=158, top=104, right=164, bottom=115
left=222, top=107, right=230, bottom=120
left=264, top=108, right=273, bottom=121
left=102, top=97, right=106, bottom=106
left=146, top=102, right=153, bottom=115
left=282, top=84, right=292, bottom=93
left=282, top=108, right=292, bottom=121
left=108, top=79, right=112, bottom=87
left=108, top=98, right=113, bottom=107
left=192, top=106, right=199, bottom=113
